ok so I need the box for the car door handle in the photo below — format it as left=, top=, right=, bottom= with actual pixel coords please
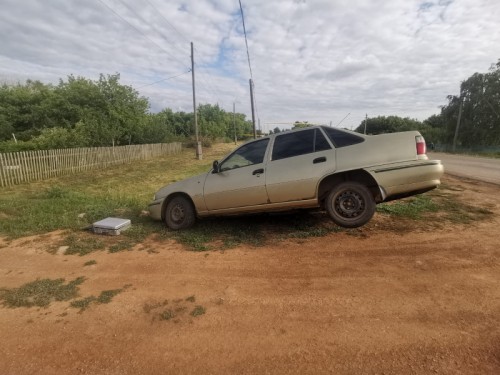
left=313, top=157, right=327, bottom=164
left=252, top=168, right=264, bottom=175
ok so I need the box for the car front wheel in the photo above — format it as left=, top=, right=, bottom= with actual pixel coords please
left=165, top=196, right=196, bottom=230
left=326, top=182, right=375, bottom=228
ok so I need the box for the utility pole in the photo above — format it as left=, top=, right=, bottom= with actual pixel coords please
left=452, top=97, right=463, bottom=153
left=249, top=79, right=256, bottom=139
left=364, top=114, right=368, bottom=134
left=191, top=42, right=202, bottom=160
left=233, top=102, right=237, bottom=144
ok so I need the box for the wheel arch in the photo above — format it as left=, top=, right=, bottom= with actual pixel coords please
left=317, top=169, right=383, bottom=207
left=161, top=192, right=196, bottom=221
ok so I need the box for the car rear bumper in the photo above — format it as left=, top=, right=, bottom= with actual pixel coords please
left=367, top=160, right=444, bottom=200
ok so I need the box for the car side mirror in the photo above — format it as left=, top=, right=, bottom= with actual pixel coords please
left=212, top=160, right=220, bottom=173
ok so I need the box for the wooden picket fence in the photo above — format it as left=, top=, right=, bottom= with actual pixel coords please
left=0, top=142, right=182, bottom=187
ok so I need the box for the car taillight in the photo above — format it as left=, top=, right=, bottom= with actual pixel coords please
left=416, top=135, right=426, bottom=155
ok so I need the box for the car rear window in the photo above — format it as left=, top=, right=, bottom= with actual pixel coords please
left=321, top=127, right=365, bottom=148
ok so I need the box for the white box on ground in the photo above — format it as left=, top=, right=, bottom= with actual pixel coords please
left=92, top=217, right=131, bottom=235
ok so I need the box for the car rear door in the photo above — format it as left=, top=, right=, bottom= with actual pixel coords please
left=265, top=128, right=336, bottom=203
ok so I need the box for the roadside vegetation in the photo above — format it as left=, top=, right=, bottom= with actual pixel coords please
left=2, top=61, right=499, bottom=154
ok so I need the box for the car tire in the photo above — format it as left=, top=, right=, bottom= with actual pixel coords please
left=165, top=196, right=196, bottom=230
left=325, top=182, right=376, bottom=228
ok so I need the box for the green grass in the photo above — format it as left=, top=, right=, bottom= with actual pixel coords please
left=70, top=287, right=126, bottom=312
left=190, top=305, right=206, bottom=317
left=377, top=188, right=493, bottom=224
left=97, top=289, right=123, bottom=304
left=168, top=212, right=344, bottom=251
left=377, top=195, right=439, bottom=219
left=83, top=260, right=97, bottom=266
left=0, top=277, right=85, bottom=308
left=70, top=296, right=96, bottom=311
left=0, top=146, right=228, bottom=240
left=159, top=309, right=176, bottom=321
left=62, top=234, right=105, bottom=256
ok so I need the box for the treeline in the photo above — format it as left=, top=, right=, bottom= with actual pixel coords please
left=2, top=61, right=499, bottom=153
left=0, top=74, right=254, bottom=152
left=355, top=60, right=500, bottom=149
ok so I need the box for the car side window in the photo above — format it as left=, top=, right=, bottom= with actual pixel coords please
left=272, top=128, right=331, bottom=161
left=322, top=126, right=365, bottom=147
left=315, top=129, right=332, bottom=152
left=220, top=139, right=269, bottom=172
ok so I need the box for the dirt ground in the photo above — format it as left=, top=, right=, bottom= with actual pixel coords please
left=1, top=175, right=499, bottom=375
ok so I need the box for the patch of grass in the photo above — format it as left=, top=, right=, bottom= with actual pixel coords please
left=0, top=277, right=85, bottom=308
left=377, top=195, right=439, bottom=219
left=69, top=287, right=127, bottom=312
left=185, top=295, right=196, bottom=303
left=438, top=194, right=493, bottom=224
left=109, top=240, right=135, bottom=253
left=377, top=190, right=493, bottom=224
left=70, top=296, right=97, bottom=311
left=143, top=300, right=168, bottom=313
left=43, top=186, right=71, bottom=199
left=190, top=305, right=206, bottom=317
left=0, top=145, right=234, bottom=240
left=169, top=212, right=343, bottom=251
left=96, top=289, right=123, bottom=304
left=159, top=309, right=176, bottom=321
left=62, top=234, right=105, bottom=256
left=83, top=260, right=97, bottom=266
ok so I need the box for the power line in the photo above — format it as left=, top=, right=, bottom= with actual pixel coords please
left=141, top=0, right=228, bottom=103
left=106, top=0, right=223, bottom=103
left=143, top=0, right=191, bottom=45
left=96, top=0, right=189, bottom=69
left=117, top=0, right=187, bottom=58
left=136, top=70, right=191, bottom=89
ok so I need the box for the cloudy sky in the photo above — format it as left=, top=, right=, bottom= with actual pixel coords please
left=1, top=0, right=499, bottom=131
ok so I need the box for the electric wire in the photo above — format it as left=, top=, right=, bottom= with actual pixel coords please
left=117, top=0, right=188, bottom=58
left=96, top=0, right=190, bottom=69
left=143, top=0, right=191, bottom=45
left=137, top=70, right=191, bottom=89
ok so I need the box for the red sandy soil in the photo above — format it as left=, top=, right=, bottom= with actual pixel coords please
left=0, top=175, right=499, bottom=374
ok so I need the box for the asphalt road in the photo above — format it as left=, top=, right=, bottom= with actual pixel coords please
left=429, top=152, right=500, bottom=185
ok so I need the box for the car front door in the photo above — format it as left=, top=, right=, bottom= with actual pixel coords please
left=203, top=138, right=270, bottom=211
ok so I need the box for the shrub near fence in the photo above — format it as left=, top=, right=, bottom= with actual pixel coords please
left=0, top=142, right=182, bottom=187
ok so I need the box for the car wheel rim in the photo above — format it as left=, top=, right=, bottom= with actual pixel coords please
left=171, top=204, right=185, bottom=223
left=334, top=190, right=365, bottom=218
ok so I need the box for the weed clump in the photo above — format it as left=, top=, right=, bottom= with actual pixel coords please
left=190, top=305, right=206, bottom=317
left=0, top=277, right=85, bottom=308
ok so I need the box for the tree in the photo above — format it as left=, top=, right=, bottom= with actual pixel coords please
left=354, top=116, right=422, bottom=134
left=438, top=61, right=500, bottom=147
left=292, top=121, right=311, bottom=129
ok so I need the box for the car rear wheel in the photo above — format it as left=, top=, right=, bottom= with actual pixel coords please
left=326, top=182, right=375, bottom=228
left=165, top=196, right=196, bottom=230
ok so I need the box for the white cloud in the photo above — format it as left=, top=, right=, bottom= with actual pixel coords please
left=1, top=0, right=499, bottom=132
